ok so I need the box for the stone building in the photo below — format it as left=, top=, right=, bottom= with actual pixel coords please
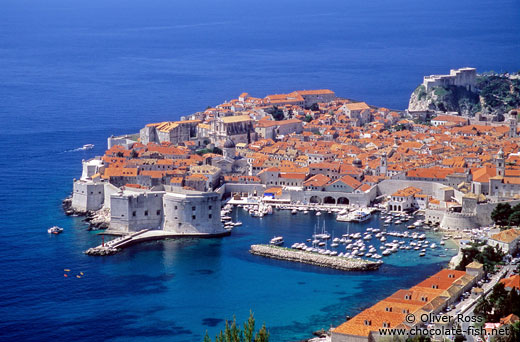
left=210, top=115, right=256, bottom=147
left=140, top=120, right=200, bottom=145
left=422, top=67, right=477, bottom=92
left=108, top=187, right=225, bottom=235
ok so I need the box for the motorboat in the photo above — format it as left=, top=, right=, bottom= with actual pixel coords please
left=48, top=226, right=64, bottom=234
left=269, top=236, right=284, bottom=246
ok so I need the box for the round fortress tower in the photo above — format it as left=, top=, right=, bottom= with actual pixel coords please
left=162, top=190, right=225, bottom=235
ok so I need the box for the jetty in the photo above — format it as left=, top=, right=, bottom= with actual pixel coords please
left=249, top=244, right=381, bottom=271
left=85, top=229, right=231, bottom=256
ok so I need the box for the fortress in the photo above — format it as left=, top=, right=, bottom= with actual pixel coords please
left=422, top=67, right=477, bottom=92
left=71, top=160, right=226, bottom=236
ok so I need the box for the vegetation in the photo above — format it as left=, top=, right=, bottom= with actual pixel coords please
left=477, top=76, right=520, bottom=114
left=196, top=147, right=223, bottom=156
left=203, top=312, right=269, bottom=342
left=474, top=283, right=520, bottom=322
left=303, top=114, right=313, bottom=122
left=412, top=75, right=519, bottom=116
left=269, top=106, right=285, bottom=121
left=491, top=203, right=520, bottom=227
left=456, top=243, right=504, bottom=273
left=414, top=85, right=427, bottom=101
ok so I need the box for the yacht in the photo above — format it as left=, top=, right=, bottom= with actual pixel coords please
left=269, top=236, right=284, bottom=246
left=351, top=209, right=371, bottom=222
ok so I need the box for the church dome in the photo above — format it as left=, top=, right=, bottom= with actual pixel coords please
left=223, top=138, right=235, bottom=148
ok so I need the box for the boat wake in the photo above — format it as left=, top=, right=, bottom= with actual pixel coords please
left=64, top=144, right=94, bottom=153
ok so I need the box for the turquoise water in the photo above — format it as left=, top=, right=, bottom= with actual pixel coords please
left=0, top=0, right=518, bottom=341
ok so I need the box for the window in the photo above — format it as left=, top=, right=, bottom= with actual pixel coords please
left=175, top=206, right=178, bottom=210
left=192, top=206, right=196, bottom=211
left=385, top=307, right=392, bottom=312
left=382, top=322, right=390, bottom=328
left=132, top=211, right=136, bottom=217
left=209, top=205, right=212, bottom=210
left=192, top=215, right=196, bottom=220
left=156, top=210, right=161, bottom=215
left=209, top=214, right=212, bottom=219
left=144, top=210, right=148, bottom=216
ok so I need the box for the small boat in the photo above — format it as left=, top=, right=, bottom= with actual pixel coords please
left=419, top=252, right=426, bottom=257
left=81, top=144, right=94, bottom=150
left=48, top=226, right=64, bottom=234
left=316, top=212, right=322, bottom=216
left=233, top=221, right=242, bottom=226
left=269, top=236, right=284, bottom=246
left=291, top=209, right=298, bottom=215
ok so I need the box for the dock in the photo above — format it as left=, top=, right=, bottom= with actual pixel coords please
left=249, top=244, right=381, bottom=271
left=84, top=229, right=231, bottom=256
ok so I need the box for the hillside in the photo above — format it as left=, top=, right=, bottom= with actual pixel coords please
left=408, top=75, right=520, bottom=116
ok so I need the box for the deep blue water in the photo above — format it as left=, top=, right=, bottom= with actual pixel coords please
left=0, top=0, right=519, bottom=341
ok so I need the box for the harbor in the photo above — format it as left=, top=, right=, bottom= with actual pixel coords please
left=249, top=244, right=381, bottom=271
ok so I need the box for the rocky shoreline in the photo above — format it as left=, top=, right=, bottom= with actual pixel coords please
left=62, top=197, right=110, bottom=230
left=249, top=245, right=381, bottom=271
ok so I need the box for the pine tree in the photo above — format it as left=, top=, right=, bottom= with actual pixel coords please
left=230, top=316, right=240, bottom=342
left=243, top=311, right=255, bottom=342
left=254, top=323, right=269, bottom=342
left=224, top=320, right=232, bottom=342
left=204, top=331, right=212, bottom=342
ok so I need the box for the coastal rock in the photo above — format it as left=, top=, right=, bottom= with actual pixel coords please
left=408, top=84, right=479, bottom=115
left=85, top=246, right=119, bottom=256
left=85, top=208, right=110, bottom=231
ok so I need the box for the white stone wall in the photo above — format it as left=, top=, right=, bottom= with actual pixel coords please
left=109, top=191, right=164, bottom=232
left=71, top=180, right=105, bottom=212
left=162, top=191, right=223, bottom=234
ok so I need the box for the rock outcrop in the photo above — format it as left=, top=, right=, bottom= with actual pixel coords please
left=408, top=84, right=479, bottom=116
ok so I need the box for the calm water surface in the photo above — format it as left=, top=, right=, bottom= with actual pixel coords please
left=1, top=0, right=519, bottom=341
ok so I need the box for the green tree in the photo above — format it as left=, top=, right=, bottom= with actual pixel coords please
left=474, top=297, right=492, bottom=319
left=491, top=203, right=513, bottom=226
left=243, top=311, right=255, bottom=342
left=204, top=331, right=211, bottom=342
left=509, top=211, right=520, bottom=226
left=303, top=114, right=313, bottom=122
left=254, top=323, right=269, bottom=342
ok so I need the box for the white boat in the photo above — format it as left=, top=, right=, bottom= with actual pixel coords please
left=234, top=221, right=242, bottom=226
left=47, top=226, right=64, bottom=234
left=269, top=236, right=284, bottom=246
left=291, top=209, right=298, bottom=215
left=316, top=211, right=322, bottom=216
left=81, top=144, right=94, bottom=150
left=419, top=252, right=426, bottom=257
left=350, top=209, right=371, bottom=222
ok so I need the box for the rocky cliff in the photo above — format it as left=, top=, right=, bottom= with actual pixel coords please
left=408, top=75, right=520, bottom=116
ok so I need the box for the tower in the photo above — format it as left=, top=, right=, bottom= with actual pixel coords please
left=496, top=148, right=505, bottom=177
left=223, top=138, right=236, bottom=159
left=379, top=152, right=387, bottom=176
left=509, top=111, right=518, bottom=138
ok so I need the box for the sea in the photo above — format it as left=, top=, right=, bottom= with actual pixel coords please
left=0, top=0, right=519, bottom=341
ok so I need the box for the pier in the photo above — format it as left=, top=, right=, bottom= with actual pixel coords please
left=249, top=244, right=381, bottom=271
left=85, top=229, right=231, bottom=256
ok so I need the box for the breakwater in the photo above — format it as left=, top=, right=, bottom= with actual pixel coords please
left=249, top=244, right=381, bottom=271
